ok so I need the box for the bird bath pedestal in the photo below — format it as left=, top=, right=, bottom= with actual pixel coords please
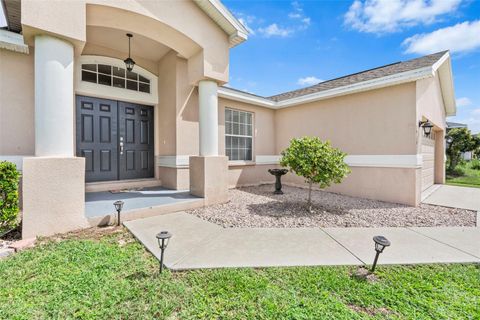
left=268, top=169, right=288, bottom=194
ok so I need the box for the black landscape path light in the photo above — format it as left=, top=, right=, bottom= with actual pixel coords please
left=419, top=120, right=434, bottom=137
left=113, top=200, right=124, bottom=227
left=371, top=235, right=391, bottom=272
left=268, top=168, right=289, bottom=194
left=156, top=231, right=172, bottom=273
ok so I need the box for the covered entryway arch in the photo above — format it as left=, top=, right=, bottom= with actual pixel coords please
left=20, top=0, right=248, bottom=237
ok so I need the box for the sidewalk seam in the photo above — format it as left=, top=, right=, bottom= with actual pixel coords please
left=319, top=228, right=366, bottom=265
left=406, top=227, right=480, bottom=260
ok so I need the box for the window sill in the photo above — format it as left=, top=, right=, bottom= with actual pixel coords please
left=228, top=161, right=256, bottom=167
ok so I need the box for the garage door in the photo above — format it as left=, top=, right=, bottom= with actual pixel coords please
left=421, top=135, right=435, bottom=191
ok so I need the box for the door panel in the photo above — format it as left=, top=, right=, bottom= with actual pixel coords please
left=118, top=101, right=154, bottom=180
left=76, top=96, right=119, bottom=182
left=421, top=136, right=435, bottom=192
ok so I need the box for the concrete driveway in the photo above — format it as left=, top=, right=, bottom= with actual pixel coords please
left=422, top=184, right=480, bottom=211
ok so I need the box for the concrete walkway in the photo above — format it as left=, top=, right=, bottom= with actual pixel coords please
left=422, top=184, right=480, bottom=211
left=124, top=212, right=480, bottom=270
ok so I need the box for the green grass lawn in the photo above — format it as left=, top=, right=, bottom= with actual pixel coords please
left=1, top=228, right=479, bottom=319
left=447, top=161, right=480, bottom=188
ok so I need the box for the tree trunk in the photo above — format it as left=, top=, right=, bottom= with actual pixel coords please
left=307, top=181, right=313, bottom=213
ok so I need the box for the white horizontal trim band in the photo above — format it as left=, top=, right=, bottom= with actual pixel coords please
left=156, top=154, right=423, bottom=169
left=3, top=155, right=422, bottom=170
left=156, top=155, right=190, bottom=168
left=0, top=30, right=29, bottom=54
left=0, top=155, right=33, bottom=170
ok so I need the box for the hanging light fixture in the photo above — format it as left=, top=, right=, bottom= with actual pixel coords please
left=124, top=33, right=135, bottom=72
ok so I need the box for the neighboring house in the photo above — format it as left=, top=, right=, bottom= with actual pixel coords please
left=446, top=122, right=473, bottom=160
left=0, top=0, right=456, bottom=238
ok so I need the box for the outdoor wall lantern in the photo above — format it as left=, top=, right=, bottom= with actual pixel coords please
left=446, top=136, right=453, bottom=144
left=124, top=33, right=136, bottom=72
left=371, top=235, right=391, bottom=272
left=419, top=120, right=434, bottom=137
left=113, top=200, right=124, bottom=227
left=156, top=231, right=172, bottom=273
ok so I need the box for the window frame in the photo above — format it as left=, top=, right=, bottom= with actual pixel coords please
left=75, top=55, right=158, bottom=105
left=225, top=107, right=255, bottom=163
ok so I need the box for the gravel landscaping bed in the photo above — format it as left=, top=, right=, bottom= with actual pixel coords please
left=189, top=184, right=477, bottom=228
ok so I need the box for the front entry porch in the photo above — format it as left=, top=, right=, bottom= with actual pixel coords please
left=85, top=186, right=204, bottom=226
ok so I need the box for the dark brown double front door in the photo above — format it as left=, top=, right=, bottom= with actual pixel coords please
left=76, top=95, right=154, bottom=182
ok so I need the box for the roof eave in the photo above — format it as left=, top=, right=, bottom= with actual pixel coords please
left=194, top=0, right=248, bottom=48
left=220, top=66, right=435, bottom=109
left=433, top=52, right=456, bottom=117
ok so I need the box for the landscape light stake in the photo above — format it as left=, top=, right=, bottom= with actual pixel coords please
left=156, top=231, right=172, bottom=273
left=113, top=200, right=124, bottom=227
left=371, top=235, right=391, bottom=272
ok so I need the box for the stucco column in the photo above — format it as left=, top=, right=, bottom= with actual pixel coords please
left=34, top=35, right=74, bottom=156
left=198, top=80, right=218, bottom=156
left=22, top=35, right=87, bottom=239
left=190, top=80, right=227, bottom=205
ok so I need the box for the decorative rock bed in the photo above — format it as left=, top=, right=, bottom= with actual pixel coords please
left=189, top=184, right=476, bottom=228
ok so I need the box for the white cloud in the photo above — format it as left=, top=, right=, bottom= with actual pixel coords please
left=236, top=1, right=311, bottom=39
left=289, top=1, right=311, bottom=30
left=297, top=76, right=323, bottom=86
left=472, top=108, right=480, bottom=115
left=403, top=20, right=480, bottom=55
left=344, top=0, right=462, bottom=33
left=456, top=97, right=472, bottom=107
left=258, top=24, right=292, bottom=38
left=238, top=17, right=256, bottom=35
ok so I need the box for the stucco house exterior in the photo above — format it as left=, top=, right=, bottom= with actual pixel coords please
left=0, top=0, right=456, bottom=238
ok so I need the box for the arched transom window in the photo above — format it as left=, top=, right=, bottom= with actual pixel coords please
left=81, top=63, right=151, bottom=94
left=76, top=56, right=158, bottom=105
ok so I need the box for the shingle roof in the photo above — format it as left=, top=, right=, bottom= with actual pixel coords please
left=267, top=51, right=448, bottom=102
left=446, top=121, right=467, bottom=128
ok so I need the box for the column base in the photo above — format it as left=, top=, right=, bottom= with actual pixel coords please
left=189, top=156, right=228, bottom=205
left=22, top=157, right=88, bottom=238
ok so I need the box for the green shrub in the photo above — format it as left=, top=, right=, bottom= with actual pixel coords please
left=447, top=166, right=466, bottom=177
left=0, top=161, right=21, bottom=234
left=280, top=136, right=350, bottom=212
left=470, top=159, right=480, bottom=170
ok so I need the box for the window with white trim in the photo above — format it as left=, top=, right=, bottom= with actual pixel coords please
left=81, top=63, right=151, bottom=93
left=225, top=108, right=253, bottom=161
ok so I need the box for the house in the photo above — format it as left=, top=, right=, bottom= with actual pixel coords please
left=0, top=0, right=456, bottom=238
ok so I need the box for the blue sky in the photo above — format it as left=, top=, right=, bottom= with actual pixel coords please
left=223, top=0, right=480, bottom=133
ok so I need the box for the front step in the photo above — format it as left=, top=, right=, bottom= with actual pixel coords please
left=85, top=178, right=162, bottom=193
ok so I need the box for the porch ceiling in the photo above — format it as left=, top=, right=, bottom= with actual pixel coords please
left=85, top=26, right=171, bottom=62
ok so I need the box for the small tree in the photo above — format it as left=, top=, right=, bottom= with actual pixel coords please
left=0, top=161, right=21, bottom=234
left=446, top=128, right=476, bottom=171
left=280, top=137, right=350, bottom=212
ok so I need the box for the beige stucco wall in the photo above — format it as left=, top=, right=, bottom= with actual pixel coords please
left=22, top=157, right=88, bottom=238
left=0, top=48, right=35, bottom=155
left=275, top=83, right=418, bottom=155
left=416, top=75, right=447, bottom=188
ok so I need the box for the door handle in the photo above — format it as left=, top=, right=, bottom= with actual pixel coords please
left=120, top=137, right=124, bottom=155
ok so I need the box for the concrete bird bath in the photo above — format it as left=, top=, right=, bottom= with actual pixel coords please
left=268, top=168, right=288, bottom=194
